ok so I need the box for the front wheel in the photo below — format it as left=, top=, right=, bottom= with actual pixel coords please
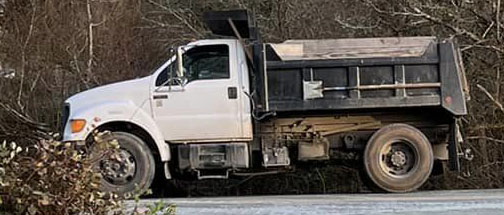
left=95, top=131, right=156, bottom=196
left=363, top=124, right=434, bottom=193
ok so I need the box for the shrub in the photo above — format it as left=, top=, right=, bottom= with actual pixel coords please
left=0, top=132, right=122, bottom=215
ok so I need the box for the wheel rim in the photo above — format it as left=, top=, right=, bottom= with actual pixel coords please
left=100, top=148, right=137, bottom=185
left=378, top=139, right=419, bottom=178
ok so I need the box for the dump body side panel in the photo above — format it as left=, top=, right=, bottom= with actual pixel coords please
left=260, top=38, right=467, bottom=116
left=439, top=41, right=468, bottom=116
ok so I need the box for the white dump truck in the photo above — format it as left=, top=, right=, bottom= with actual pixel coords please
left=62, top=10, right=469, bottom=195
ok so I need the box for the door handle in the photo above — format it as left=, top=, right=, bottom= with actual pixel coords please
left=153, top=94, right=168, bottom=100
left=228, top=87, right=237, bottom=99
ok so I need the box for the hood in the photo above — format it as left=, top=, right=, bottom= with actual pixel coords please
left=65, top=76, right=152, bottom=112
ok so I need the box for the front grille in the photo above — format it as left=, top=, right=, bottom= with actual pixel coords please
left=60, top=103, right=70, bottom=138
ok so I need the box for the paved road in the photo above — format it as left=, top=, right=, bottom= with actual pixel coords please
left=126, top=189, right=504, bottom=215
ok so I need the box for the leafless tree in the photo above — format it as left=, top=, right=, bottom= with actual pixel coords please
left=2, top=0, right=504, bottom=194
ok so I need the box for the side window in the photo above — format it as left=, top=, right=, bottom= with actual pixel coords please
left=184, top=45, right=230, bottom=82
left=155, top=62, right=176, bottom=86
left=155, top=44, right=229, bottom=87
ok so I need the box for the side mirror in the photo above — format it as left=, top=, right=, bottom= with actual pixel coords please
left=172, top=76, right=187, bottom=88
left=154, top=46, right=187, bottom=92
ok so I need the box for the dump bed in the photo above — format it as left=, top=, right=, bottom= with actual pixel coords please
left=202, top=10, right=468, bottom=116
left=258, top=37, right=468, bottom=116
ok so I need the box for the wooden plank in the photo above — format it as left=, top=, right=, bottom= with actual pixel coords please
left=323, top=83, right=441, bottom=91
left=269, top=44, right=303, bottom=57
left=271, top=37, right=436, bottom=61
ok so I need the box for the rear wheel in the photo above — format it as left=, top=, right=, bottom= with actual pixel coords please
left=363, top=124, right=433, bottom=193
left=95, top=131, right=156, bottom=196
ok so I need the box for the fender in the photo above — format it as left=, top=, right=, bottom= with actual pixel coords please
left=63, top=100, right=171, bottom=161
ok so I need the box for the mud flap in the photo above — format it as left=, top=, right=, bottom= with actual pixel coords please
left=448, top=119, right=461, bottom=171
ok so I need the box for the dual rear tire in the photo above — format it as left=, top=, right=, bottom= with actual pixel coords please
left=363, top=124, right=434, bottom=193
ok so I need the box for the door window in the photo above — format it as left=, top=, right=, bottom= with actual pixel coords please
left=184, top=45, right=229, bottom=82
left=155, top=44, right=229, bottom=87
left=155, top=60, right=177, bottom=86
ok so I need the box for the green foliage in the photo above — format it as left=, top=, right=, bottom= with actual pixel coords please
left=129, top=190, right=176, bottom=215
left=0, top=130, right=177, bottom=215
left=0, top=132, right=122, bottom=215
left=141, top=201, right=176, bottom=215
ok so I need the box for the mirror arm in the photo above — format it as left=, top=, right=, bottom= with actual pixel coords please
left=177, top=47, right=184, bottom=77
left=154, top=45, right=187, bottom=92
left=154, top=77, right=186, bottom=92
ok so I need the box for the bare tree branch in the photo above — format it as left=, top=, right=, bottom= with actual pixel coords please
left=477, top=83, right=504, bottom=113
left=16, top=0, right=36, bottom=110
left=145, top=0, right=204, bottom=38
left=334, top=15, right=379, bottom=29
left=467, top=136, right=504, bottom=144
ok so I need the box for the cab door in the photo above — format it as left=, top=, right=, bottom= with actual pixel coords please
left=151, top=41, right=249, bottom=142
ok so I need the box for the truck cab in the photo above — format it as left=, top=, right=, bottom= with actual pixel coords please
left=63, top=38, right=255, bottom=194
